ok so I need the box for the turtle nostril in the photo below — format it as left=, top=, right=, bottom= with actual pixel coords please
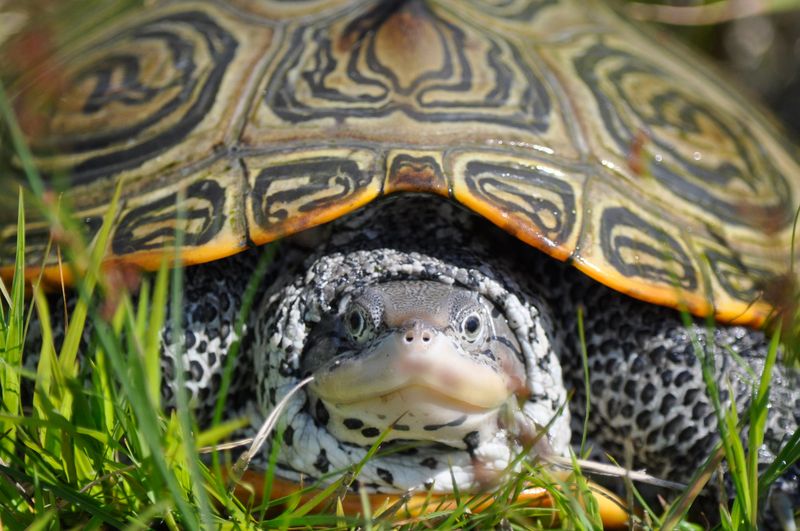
left=421, top=331, right=432, bottom=343
left=404, top=332, right=414, bottom=343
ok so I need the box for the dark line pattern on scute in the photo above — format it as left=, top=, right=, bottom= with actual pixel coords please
left=250, top=158, right=371, bottom=229
left=0, top=216, right=102, bottom=269
left=112, top=179, right=226, bottom=254
left=702, top=248, right=771, bottom=301
left=574, top=40, right=793, bottom=229
left=461, top=0, right=557, bottom=21
left=464, top=160, right=576, bottom=245
left=600, top=206, right=697, bottom=290
left=266, top=0, right=551, bottom=129
left=36, top=11, right=238, bottom=184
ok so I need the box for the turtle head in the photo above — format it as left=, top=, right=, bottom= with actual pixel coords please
left=302, top=280, right=528, bottom=450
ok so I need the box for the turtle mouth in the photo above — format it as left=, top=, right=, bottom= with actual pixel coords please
left=310, top=330, right=514, bottom=410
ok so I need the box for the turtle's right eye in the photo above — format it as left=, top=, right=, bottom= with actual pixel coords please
left=345, top=305, right=374, bottom=343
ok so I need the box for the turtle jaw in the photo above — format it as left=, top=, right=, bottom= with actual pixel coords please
left=311, top=325, right=514, bottom=410
left=309, top=323, right=517, bottom=447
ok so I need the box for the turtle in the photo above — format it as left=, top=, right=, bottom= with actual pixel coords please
left=2, top=0, right=799, bottom=525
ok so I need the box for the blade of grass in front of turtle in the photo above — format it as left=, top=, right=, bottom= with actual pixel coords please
left=90, top=291, right=202, bottom=528
left=145, top=263, right=168, bottom=409
left=744, top=325, right=780, bottom=525
left=70, top=183, right=204, bottom=527
left=210, top=243, right=276, bottom=492
left=0, top=192, right=26, bottom=456
left=48, top=182, right=126, bottom=488
left=166, top=187, right=214, bottom=528
left=670, top=311, right=761, bottom=529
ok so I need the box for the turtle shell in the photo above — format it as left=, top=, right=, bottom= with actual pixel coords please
left=1, top=0, right=799, bottom=326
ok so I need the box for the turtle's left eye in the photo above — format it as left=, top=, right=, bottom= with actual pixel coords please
left=345, top=305, right=374, bottom=343
left=460, top=311, right=484, bottom=343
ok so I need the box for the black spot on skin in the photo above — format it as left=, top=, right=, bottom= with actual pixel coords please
left=397, top=446, right=418, bottom=455
left=660, top=369, right=673, bottom=386
left=198, top=387, right=210, bottom=403
left=623, top=381, right=637, bottom=399
left=185, top=330, right=196, bottom=349
left=361, top=427, right=380, bottom=438
left=268, top=387, right=276, bottom=405
left=675, top=370, right=693, bottom=386
left=314, top=449, right=330, bottom=473
left=606, top=397, right=619, bottom=418
left=601, top=340, right=616, bottom=355
left=659, top=393, right=677, bottom=415
left=197, top=340, right=207, bottom=354
left=393, top=424, right=410, bottom=431
left=635, top=411, right=651, bottom=430
left=421, top=457, right=438, bottom=469
left=683, top=388, right=700, bottom=406
left=343, top=418, right=364, bottom=430
left=376, top=467, right=394, bottom=485
left=640, top=383, right=656, bottom=403
left=283, top=425, right=294, bottom=446
left=719, top=389, right=730, bottom=403
left=678, top=426, right=698, bottom=443
left=689, top=403, right=705, bottom=420
left=463, top=431, right=480, bottom=452
left=663, top=416, right=682, bottom=438
left=189, top=360, right=203, bottom=380
left=621, top=404, right=633, bottom=418
left=423, top=415, right=467, bottom=431
left=604, top=358, right=619, bottom=373
left=315, top=400, right=330, bottom=425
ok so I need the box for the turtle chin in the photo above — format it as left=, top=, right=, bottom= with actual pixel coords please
left=306, top=325, right=520, bottom=449
left=310, top=384, right=510, bottom=449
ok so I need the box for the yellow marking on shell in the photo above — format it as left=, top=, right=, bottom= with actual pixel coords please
left=384, top=150, right=449, bottom=196
left=448, top=151, right=584, bottom=263
left=245, top=149, right=383, bottom=246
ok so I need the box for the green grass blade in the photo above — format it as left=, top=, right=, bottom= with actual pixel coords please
left=0, top=192, right=26, bottom=455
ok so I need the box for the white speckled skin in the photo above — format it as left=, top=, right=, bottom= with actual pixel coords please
left=250, top=244, right=570, bottom=492
left=239, top=195, right=798, bottom=511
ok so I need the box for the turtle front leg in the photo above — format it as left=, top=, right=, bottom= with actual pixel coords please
left=562, top=286, right=800, bottom=521
left=159, top=251, right=263, bottom=425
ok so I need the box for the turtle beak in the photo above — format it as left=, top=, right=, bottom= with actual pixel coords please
left=311, top=320, right=513, bottom=410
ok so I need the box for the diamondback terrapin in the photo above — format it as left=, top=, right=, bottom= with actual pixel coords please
left=2, top=0, right=799, bottom=525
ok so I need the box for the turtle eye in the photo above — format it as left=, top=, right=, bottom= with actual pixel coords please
left=345, top=305, right=373, bottom=343
left=460, top=311, right=484, bottom=342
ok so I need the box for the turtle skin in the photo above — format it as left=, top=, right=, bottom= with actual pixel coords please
left=27, top=195, right=799, bottom=525
left=146, top=194, right=797, bottom=525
